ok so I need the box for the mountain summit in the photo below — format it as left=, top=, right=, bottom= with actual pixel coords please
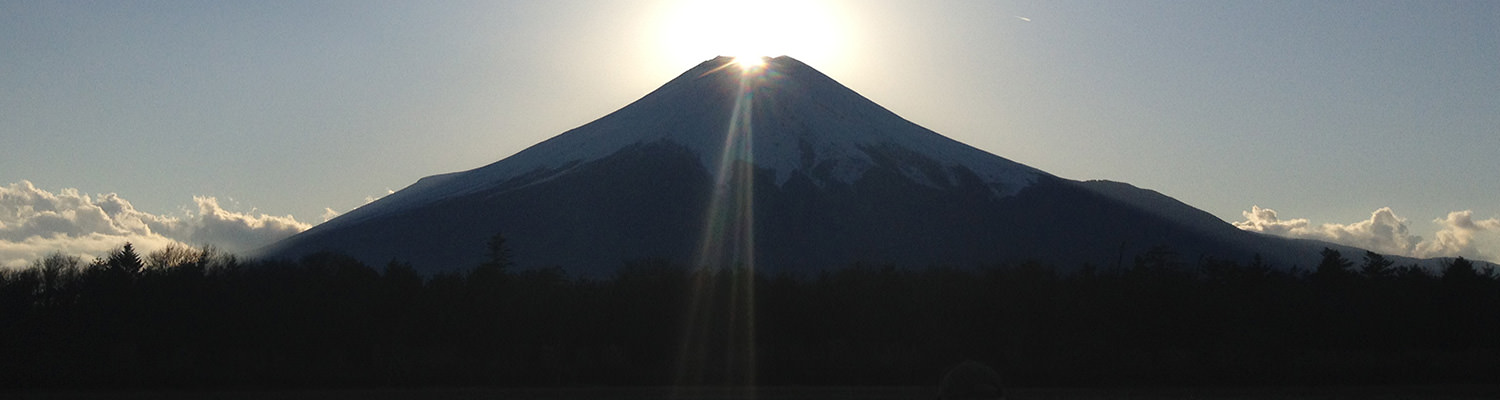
left=263, top=56, right=1353, bottom=274
left=338, top=56, right=1042, bottom=226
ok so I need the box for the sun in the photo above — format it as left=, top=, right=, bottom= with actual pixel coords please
left=732, top=56, right=767, bottom=69
left=653, top=0, right=849, bottom=70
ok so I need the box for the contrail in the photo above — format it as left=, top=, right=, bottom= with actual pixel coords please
left=1015, top=16, right=1031, bottom=22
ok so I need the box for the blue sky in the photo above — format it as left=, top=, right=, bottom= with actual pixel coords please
left=2, top=0, right=1497, bottom=265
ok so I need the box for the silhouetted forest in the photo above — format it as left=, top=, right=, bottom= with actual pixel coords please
left=2, top=240, right=1498, bottom=390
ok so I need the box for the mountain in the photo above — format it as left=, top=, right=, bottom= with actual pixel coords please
left=260, top=56, right=1381, bottom=275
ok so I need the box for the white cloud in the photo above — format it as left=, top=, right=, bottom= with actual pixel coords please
left=1415, top=210, right=1500, bottom=260
left=311, top=188, right=394, bottom=223
left=1235, top=205, right=1499, bottom=261
left=321, top=207, right=341, bottom=222
left=1233, top=205, right=1312, bottom=237
left=364, top=188, right=395, bottom=205
left=188, top=196, right=311, bottom=254
left=0, top=232, right=181, bottom=270
left=0, top=181, right=313, bottom=268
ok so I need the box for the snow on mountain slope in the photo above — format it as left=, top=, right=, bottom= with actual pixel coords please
left=327, top=56, right=1045, bottom=230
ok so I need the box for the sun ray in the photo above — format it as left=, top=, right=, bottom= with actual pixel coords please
left=675, top=60, right=763, bottom=392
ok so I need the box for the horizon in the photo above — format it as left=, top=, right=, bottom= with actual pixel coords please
left=3, top=1, right=1497, bottom=266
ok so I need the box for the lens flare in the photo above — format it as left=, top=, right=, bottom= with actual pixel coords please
left=674, top=60, right=766, bottom=393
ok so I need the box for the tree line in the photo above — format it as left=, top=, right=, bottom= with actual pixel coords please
left=1, top=239, right=1498, bottom=390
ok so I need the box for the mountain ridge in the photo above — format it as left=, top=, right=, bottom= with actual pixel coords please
left=261, top=56, right=1431, bottom=274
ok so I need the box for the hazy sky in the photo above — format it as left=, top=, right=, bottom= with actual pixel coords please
left=2, top=0, right=1497, bottom=264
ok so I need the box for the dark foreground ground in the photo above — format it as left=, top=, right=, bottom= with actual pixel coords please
left=12, top=386, right=1500, bottom=400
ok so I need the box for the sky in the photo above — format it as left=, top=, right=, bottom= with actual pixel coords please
left=2, top=0, right=1497, bottom=266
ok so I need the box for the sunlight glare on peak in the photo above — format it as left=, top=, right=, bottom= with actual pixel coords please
left=732, top=56, right=767, bottom=69
left=653, top=0, right=848, bottom=72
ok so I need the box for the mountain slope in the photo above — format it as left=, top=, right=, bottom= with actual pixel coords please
left=326, top=57, right=1041, bottom=229
left=262, top=56, right=1379, bottom=274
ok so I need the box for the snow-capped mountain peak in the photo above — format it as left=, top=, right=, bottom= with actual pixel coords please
left=339, top=56, right=1043, bottom=227
left=264, top=56, right=1367, bottom=275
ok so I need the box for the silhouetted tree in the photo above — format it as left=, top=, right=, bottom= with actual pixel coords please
left=1394, top=263, right=1432, bottom=280
left=145, top=243, right=204, bottom=271
left=1312, top=247, right=1354, bottom=284
left=6, top=239, right=1500, bottom=389
left=1360, top=251, right=1395, bottom=279
left=1442, top=257, right=1480, bottom=283
left=33, top=251, right=83, bottom=301
left=485, top=232, right=514, bottom=270
left=470, top=233, right=513, bottom=288
left=103, top=242, right=145, bottom=276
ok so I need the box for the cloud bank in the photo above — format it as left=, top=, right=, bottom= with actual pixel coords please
left=0, top=181, right=312, bottom=268
left=1235, top=205, right=1500, bottom=262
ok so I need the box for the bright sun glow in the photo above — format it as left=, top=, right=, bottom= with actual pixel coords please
left=654, top=0, right=848, bottom=70
left=732, top=56, right=766, bottom=69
